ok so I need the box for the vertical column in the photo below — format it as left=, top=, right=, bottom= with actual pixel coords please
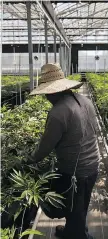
left=67, top=47, right=69, bottom=75
left=71, top=45, right=78, bottom=73
left=54, top=31, right=56, bottom=62
left=44, top=16, right=48, bottom=64
left=60, top=44, right=64, bottom=71
left=64, top=44, right=67, bottom=76
left=26, top=1, right=33, bottom=92
left=69, top=45, right=72, bottom=75
left=63, top=45, right=65, bottom=72
left=59, top=37, right=62, bottom=67
left=67, top=46, right=69, bottom=76
left=0, top=0, right=3, bottom=80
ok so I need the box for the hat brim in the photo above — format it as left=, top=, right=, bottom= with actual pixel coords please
left=30, top=78, right=83, bottom=95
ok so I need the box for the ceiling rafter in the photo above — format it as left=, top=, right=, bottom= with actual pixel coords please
left=53, top=1, right=108, bottom=41
left=2, top=0, right=108, bottom=44
left=56, top=2, right=88, bottom=17
left=57, top=4, right=108, bottom=19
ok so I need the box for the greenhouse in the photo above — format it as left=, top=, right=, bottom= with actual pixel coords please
left=1, top=0, right=108, bottom=239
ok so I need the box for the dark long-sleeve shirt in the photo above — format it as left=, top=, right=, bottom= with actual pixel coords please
left=32, top=93, right=99, bottom=177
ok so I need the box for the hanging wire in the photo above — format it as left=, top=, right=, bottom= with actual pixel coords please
left=37, top=2, right=42, bottom=87
left=12, top=14, right=18, bottom=105
left=49, top=221, right=53, bottom=239
left=18, top=18, right=22, bottom=106
left=96, top=187, right=105, bottom=239
left=2, top=91, right=27, bottom=105
left=53, top=0, right=57, bottom=63
left=34, top=1, right=42, bottom=87
left=0, top=0, right=3, bottom=81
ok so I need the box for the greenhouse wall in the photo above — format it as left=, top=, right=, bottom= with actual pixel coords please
left=78, top=50, right=108, bottom=72
left=2, top=53, right=60, bottom=75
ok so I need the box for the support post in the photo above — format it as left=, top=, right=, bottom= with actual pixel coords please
left=59, top=37, right=62, bottom=67
left=67, top=46, right=70, bottom=76
left=26, top=1, right=33, bottom=92
left=44, top=16, right=48, bottom=64
left=54, top=31, right=56, bottom=62
left=67, top=46, right=69, bottom=76
left=60, top=44, right=64, bottom=71
left=63, top=44, right=66, bottom=75
left=19, top=54, right=22, bottom=105
left=71, top=45, right=78, bottom=73
left=64, top=45, right=67, bottom=76
left=69, top=45, right=72, bottom=75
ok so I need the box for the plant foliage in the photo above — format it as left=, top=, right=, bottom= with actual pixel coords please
left=1, top=94, right=65, bottom=238
left=86, top=73, right=108, bottom=131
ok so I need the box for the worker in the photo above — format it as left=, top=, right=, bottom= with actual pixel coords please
left=29, top=63, right=99, bottom=239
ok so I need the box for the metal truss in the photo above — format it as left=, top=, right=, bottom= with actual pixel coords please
left=53, top=1, right=108, bottom=42
left=2, top=1, right=69, bottom=46
left=2, top=0, right=108, bottom=44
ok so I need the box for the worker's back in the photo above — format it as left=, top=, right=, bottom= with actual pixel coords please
left=50, top=93, right=99, bottom=177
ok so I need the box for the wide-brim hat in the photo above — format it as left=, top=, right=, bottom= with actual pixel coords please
left=30, top=63, right=83, bottom=95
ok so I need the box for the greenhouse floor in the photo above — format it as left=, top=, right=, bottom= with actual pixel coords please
left=34, top=84, right=108, bottom=239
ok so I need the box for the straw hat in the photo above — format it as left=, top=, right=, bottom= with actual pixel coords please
left=30, top=63, right=83, bottom=95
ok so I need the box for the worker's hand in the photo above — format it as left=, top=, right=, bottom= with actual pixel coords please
left=25, top=154, right=41, bottom=171
left=28, top=163, right=41, bottom=172
left=27, top=154, right=35, bottom=165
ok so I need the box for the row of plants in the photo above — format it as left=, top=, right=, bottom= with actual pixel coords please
left=1, top=73, right=82, bottom=238
left=85, top=74, right=108, bottom=213
left=1, top=74, right=81, bottom=99
left=1, top=76, right=30, bottom=98
left=86, top=73, right=108, bottom=132
left=1, top=96, right=64, bottom=238
left=67, top=74, right=81, bottom=81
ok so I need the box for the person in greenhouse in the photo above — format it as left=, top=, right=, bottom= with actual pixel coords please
left=29, top=63, right=99, bottom=239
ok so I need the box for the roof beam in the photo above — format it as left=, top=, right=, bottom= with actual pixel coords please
left=3, top=18, right=42, bottom=20
left=3, top=0, right=107, bottom=2
left=64, top=27, right=108, bottom=29
left=3, top=27, right=108, bottom=30
left=4, top=17, right=108, bottom=21
left=2, top=28, right=46, bottom=30
left=3, top=1, right=36, bottom=3
left=3, top=34, right=108, bottom=37
left=59, top=17, right=108, bottom=19
left=40, top=0, right=69, bottom=47
left=68, top=34, right=108, bottom=36
left=51, top=1, right=108, bottom=2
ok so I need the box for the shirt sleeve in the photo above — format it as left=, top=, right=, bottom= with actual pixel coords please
left=31, top=115, right=65, bottom=163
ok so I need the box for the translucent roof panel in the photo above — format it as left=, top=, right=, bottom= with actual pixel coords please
left=1, top=1, right=108, bottom=44
left=52, top=1, right=108, bottom=43
left=2, top=1, right=60, bottom=44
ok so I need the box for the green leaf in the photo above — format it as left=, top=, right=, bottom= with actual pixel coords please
left=34, top=195, right=39, bottom=207
left=20, top=190, right=28, bottom=199
left=28, top=195, right=33, bottom=205
left=14, top=207, right=23, bottom=221
left=46, top=191, right=64, bottom=199
left=47, top=198, right=62, bottom=209
left=42, top=173, right=61, bottom=180
left=20, top=229, right=44, bottom=238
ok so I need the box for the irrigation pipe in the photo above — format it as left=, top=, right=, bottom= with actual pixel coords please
left=28, top=206, right=42, bottom=239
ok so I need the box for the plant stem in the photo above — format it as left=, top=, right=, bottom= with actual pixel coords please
left=19, top=207, right=26, bottom=239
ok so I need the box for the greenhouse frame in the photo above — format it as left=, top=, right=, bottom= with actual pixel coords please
left=1, top=1, right=108, bottom=239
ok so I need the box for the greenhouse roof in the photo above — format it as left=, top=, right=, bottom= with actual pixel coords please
left=1, top=0, right=108, bottom=44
